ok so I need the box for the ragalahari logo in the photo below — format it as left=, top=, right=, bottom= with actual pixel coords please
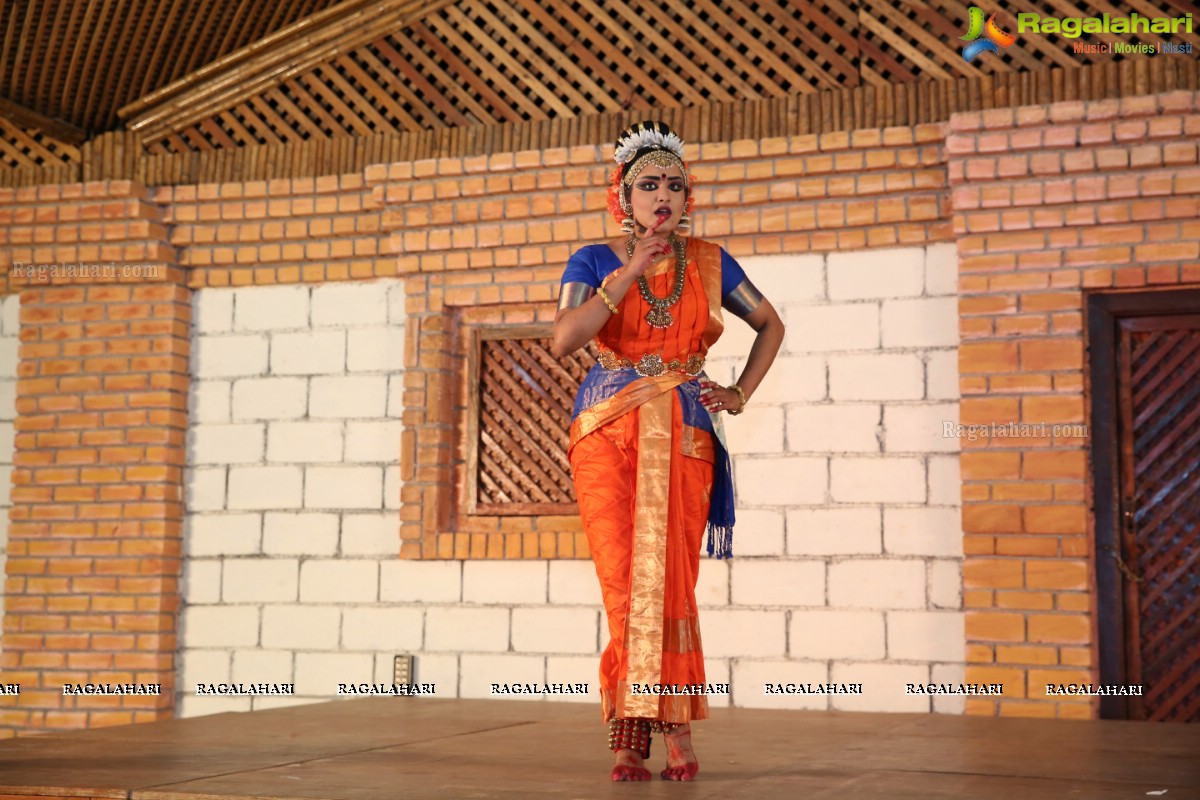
left=961, top=6, right=1017, bottom=62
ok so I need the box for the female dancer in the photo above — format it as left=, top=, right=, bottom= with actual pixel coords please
left=552, top=121, right=784, bottom=781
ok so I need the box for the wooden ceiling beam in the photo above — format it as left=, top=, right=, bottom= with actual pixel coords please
left=119, top=0, right=455, bottom=144
left=0, top=96, right=88, bottom=145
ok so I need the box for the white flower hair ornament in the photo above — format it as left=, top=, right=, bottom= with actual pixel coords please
left=613, top=124, right=685, bottom=165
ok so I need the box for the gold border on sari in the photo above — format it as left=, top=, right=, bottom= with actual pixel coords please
left=621, top=389, right=673, bottom=718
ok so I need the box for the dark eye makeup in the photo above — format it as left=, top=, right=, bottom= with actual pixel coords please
left=636, top=179, right=686, bottom=192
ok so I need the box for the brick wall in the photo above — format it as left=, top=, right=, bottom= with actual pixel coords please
left=0, top=181, right=187, bottom=733
left=2, top=89, right=1197, bottom=733
left=949, top=92, right=1200, bottom=718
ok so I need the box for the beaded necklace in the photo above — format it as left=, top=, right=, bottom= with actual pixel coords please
left=625, top=233, right=687, bottom=329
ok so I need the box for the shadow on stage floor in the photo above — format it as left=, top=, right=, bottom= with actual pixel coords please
left=0, top=698, right=1197, bottom=799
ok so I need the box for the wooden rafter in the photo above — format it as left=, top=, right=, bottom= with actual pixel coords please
left=119, top=0, right=456, bottom=144
left=0, top=96, right=87, bottom=145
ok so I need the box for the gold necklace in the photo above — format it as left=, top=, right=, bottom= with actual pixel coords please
left=625, top=234, right=687, bottom=329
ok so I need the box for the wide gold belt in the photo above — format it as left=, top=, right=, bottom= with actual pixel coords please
left=597, top=349, right=705, bottom=378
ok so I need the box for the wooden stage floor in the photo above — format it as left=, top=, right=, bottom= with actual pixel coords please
left=0, top=698, right=1197, bottom=799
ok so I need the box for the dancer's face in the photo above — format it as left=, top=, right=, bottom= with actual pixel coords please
left=628, top=164, right=687, bottom=235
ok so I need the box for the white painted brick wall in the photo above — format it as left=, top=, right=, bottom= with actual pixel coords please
left=831, top=662, right=931, bottom=712
left=547, top=561, right=602, bottom=605
left=827, top=247, right=924, bottom=300
left=312, top=282, right=389, bottom=327
left=183, top=279, right=423, bottom=716
left=703, top=244, right=963, bottom=715
left=232, top=377, right=308, bottom=420
left=736, top=456, right=827, bottom=505
left=731, top=659, right=830, bottom=710
left=0, top=294, right=20, bottom=661
left=262, top=605, right=341, bottom=650
left=881, top=298, right=958, bottom=348
left=178, top=244, right=964, bottom=719
left=191, top=423, right=265, bottom=464
left=340, top=512, right=400, bottom=556
left=193, top=335, right=268, bottom=378
left=425, top=608, right=510, bottom=652
left=830, top=457, right=926, bottom=503
left=271, top=331, right=345, bottom=375
left=729, top=509, right=785, bottom=556
left=262, top=512, right=340, bottom=557
left=183, top=606, right=260, bottom=647
left=546, top=655, right=601, bottom=703
left=309, top=375, right=388, bottom=418
left=303, top=466, right=384, bottom=510
left=347, top=327, right=406, bottom=372
left=226, top=465, right=304, bottom=510
left=787, top=508, right=881, bottom=555
left=829, top=353, right=924, bottom=400
left=232, top=649, right=294, bottom=685
left=786, top=303, right=880, bottom=352
left=730, top=560, right=824, bottom=606
left=883, top=403, right=959, bottom=454
left=266, top=421, right=344, bottom=463
left=829, top=560, right=927, bottom=609
left=190, top=381, right=231, bottom=423
left=511, top=608, right=599, bottom=654
left=696, top=559, right=730, bottom=606
left=233, top=285, right=309, bottom=331
left=186, top=513, right=261, bottom=556
left=342, top=607, right=425, bottom=651
left=460, top=654, right=544, bottom=699
left=222, top=559, right=299, bottom=603
left=886, top=611, right=965, bottom=662
left=381, top=560, right=462, bottom=603
left=294, top=652, right=374, bottom=696
left=702, top=658, right=732, bottom=708
left=790, top=610, right=886, bottom=660
left=463, top=561, right=548, bottom=604
left=788, top=404, right=881, bottom=453
left=299, top=560, right=379, bottom=603
left=883, top=508, right=963, bottom=557
left=184, top=559, right=221, bottom=605
left=700, top=610, right=787, bottom=658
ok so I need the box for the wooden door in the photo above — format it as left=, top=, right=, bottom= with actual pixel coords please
left=1090, top=291, right=1200, bottom=722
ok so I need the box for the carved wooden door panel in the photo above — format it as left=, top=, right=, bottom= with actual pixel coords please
left=1114, top=313, right=1200, bottom=722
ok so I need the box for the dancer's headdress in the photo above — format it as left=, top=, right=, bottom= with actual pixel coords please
left=606, top=120, right=694, bottom=226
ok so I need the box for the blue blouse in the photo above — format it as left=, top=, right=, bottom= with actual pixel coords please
left=560, top=242, right=748, bottom=300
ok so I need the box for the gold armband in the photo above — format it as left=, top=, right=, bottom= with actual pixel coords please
left=596, top=286, right=619, bottom=315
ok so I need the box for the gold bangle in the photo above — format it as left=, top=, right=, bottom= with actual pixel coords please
left=727, top=384, right=746, bottom=415
left=596, top=286, right=618, bottom=315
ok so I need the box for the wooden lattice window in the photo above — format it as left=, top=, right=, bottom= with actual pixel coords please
left=465, top=327, right=595, bottom=516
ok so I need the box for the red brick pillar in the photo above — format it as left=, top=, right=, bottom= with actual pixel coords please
left=0, top=180, right=188, bottom=734
left=949, top=93, right=1200, bottom=718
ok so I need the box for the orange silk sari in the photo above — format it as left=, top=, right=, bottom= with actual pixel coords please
left=568, top=238, right=725, bottom=723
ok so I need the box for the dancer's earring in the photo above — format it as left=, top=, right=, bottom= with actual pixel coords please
left=621, top=214, right=635, bottom=234
left=676, top=213, right=691, bottom=233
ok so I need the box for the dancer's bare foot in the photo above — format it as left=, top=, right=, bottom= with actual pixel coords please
left=612, top=748, right=652, bottom=781
left=661, top=723, right=699, bottom=781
